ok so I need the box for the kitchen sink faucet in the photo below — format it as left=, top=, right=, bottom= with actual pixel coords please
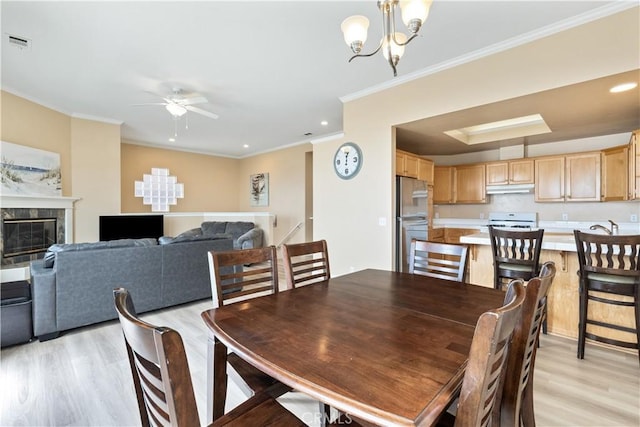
left=589, top=220, right=619, bottom=235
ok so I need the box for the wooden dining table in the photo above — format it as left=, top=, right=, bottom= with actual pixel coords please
left=201, top=268, right=505, bottom=426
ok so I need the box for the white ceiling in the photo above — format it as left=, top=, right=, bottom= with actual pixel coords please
left=2, top=1, right=636, bottom=158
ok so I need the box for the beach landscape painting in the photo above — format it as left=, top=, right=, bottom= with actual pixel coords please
left=1, top=141, right=62, bottom=196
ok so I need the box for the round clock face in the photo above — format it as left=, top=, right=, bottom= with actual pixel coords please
left=333, top=142, right=363, bottom=180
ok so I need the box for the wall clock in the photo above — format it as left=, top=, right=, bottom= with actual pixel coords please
left=333, top=142, right=363, bottom=180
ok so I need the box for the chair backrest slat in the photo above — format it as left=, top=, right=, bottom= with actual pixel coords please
left=282, top=240, right=331, bottom=289
left=208, top=246, right=279, bottom=308
left=574, top=230, right=640, bottom=276
left=489, top=227, right=544, bottom=267
left=409, top=239, right=469, bottom=282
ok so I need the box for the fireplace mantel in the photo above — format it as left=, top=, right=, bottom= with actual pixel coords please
left=1, top=194, right=80, bottom=209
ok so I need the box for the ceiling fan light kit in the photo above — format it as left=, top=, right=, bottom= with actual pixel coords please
left=165, top=103, right=187, bottom=117
left=341, top=0, right=432, bottom=76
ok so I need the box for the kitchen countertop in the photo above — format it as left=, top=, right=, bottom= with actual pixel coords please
left=460, top=232, right=579, bottom=252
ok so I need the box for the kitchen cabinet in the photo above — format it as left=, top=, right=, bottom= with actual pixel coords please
left=628, top=130, right=640, bottom=199
left=486, top=159, right=534, bottom=185
left=601, top=145, right=628, bottom=201
left=433, top=166, right=455, bottom=204
left=417, top=158, right=434, bottom=184
left=396, top=150, right=434, bottom=184
left=535, top=152, right=600, bottom=202
left=428, top=228, right=445, bottom=243
left=444, top=228, right=477, bottom=244
left=396, top=150, right=418, bottom=178
left=455, top=164, right=486, bottom=204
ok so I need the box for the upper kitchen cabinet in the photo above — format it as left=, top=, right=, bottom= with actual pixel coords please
left=601, top=145, right=628, bottom=201
left=417, top=158, right=434, bottom=184
left=455, top=164, right=486, bottom=204
left=628, top=130, right=640, bottom=200
left=433, top=166, right=455, bottom=204
left=396, top=150, right=434, bottom=184
left=535, top=152, right=601, bottom=202
left=396, top=150, right=418, bottom=178
left=486, top=159, right=534, bottom=185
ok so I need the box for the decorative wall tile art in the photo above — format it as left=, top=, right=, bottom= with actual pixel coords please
left=0, top=141, right=62, bottom=196
left=250, top=172, right=269, bottom=207
left=134, top=168, right=184, bottom=212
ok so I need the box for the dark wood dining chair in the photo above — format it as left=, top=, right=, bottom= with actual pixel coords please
left=282, top=239, right=331, bottom=289
left=409, top=239, right=469, bottom=282
left=496, top=261, right=556, bottom=427
left=113, top=287, right=304, bottom=427
left=447, top=279, right=526, bottom=427
left=281, top=239, right=333, bottom=425
left=489, top=226, right=547, bottom=334
left=573, top=230, right=640, bottom=362
left=207, top=246, right=289, bottom=404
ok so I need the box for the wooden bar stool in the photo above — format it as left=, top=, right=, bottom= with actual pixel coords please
left=574, top=230, right=640, bottom=362
left=489, top=226, right=547, bottom=333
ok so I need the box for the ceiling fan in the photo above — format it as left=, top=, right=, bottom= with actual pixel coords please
left=135, top=88, right=219, bottom=120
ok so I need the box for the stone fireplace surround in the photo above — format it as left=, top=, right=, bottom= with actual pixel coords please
left=0, top=195, right=78, bottom=283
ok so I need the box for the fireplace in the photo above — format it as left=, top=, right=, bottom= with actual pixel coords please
left=0, top=195, right=79, bottom=281
left=3, top=218, right=57, bottom=258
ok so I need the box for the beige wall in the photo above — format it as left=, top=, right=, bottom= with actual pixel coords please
left=120, top=142, right=240, bottom=213
left=1, top=90, right=72, bottom=194
left=315, top=8, right=640, bottom=276
left=1, top=91, right=121, bottom=243
left=71, top=118, right=121, bottom=242
left=237, top=143, right=312, bottom=246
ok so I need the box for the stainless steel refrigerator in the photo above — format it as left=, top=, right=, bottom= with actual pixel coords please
left=395, top=176, right=428, bottom=272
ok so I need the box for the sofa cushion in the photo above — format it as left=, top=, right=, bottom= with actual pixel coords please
left=43, top=238, right=157, bottom=268
left=225, top=221, right=255, bottom=237
left=201, top=221, right=228, bottom=235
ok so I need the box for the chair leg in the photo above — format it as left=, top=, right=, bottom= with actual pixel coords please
left=541, top=296, right=548, bottom=335
left=521, top=380, right=537, bottom=427
left=577, top=281, right=587, bottom=359
left=320, top=402, right=330, bottom=427
left=634, top=292, right=640, bottom=365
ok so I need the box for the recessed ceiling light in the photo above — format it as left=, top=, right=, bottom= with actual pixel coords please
left=321, top=120, right=328, bottom=126
left=610, top=82, right=638, bottom=93
left=243, top=144, right=249, bottom=148
left=444, top=114, right=551, bottom=145
left=169, top=138, right=175, bottom=142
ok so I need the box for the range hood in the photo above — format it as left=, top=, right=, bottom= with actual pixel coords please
left=486, top=183, right=535, bottom=194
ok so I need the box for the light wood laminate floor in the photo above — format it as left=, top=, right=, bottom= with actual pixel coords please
left=1, top=298, right=638, bottom=426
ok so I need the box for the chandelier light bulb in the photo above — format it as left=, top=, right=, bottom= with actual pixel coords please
left=382, top=32, right=408, bottom=62
left=400, top=0, right=432, bottom=33
left=341, top=15, right=370, bottom=54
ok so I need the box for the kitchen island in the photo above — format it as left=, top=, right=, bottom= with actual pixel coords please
left=460, top=231, right=637, bottom=350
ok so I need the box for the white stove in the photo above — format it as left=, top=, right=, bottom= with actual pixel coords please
left=487, top=212, right=538, bottom=229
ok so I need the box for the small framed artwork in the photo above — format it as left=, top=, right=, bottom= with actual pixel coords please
left=250, top=172, right=269, bottom=206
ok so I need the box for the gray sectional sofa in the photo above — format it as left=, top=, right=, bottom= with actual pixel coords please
left=30, top=236, right=234, bottom=340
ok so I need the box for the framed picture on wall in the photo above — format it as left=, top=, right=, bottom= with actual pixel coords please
left=250, top=172, right=269, bottom=207
left=1, top=141, right=62, bottom=196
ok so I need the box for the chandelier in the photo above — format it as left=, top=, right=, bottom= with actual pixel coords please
left=341, top=0, right=432, bottom=76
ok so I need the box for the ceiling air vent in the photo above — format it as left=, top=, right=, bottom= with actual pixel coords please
left=7, top=34, right=30, bottom=49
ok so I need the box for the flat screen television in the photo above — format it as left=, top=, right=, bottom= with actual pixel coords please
left=99, top=215, right=164, bottom=241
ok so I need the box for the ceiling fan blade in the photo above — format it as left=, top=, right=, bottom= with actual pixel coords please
left=180, top=96, right=208, bottom=106
left=132, top=102, right=168, bottom=106
left=186, top=106, right=219, bottom=119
